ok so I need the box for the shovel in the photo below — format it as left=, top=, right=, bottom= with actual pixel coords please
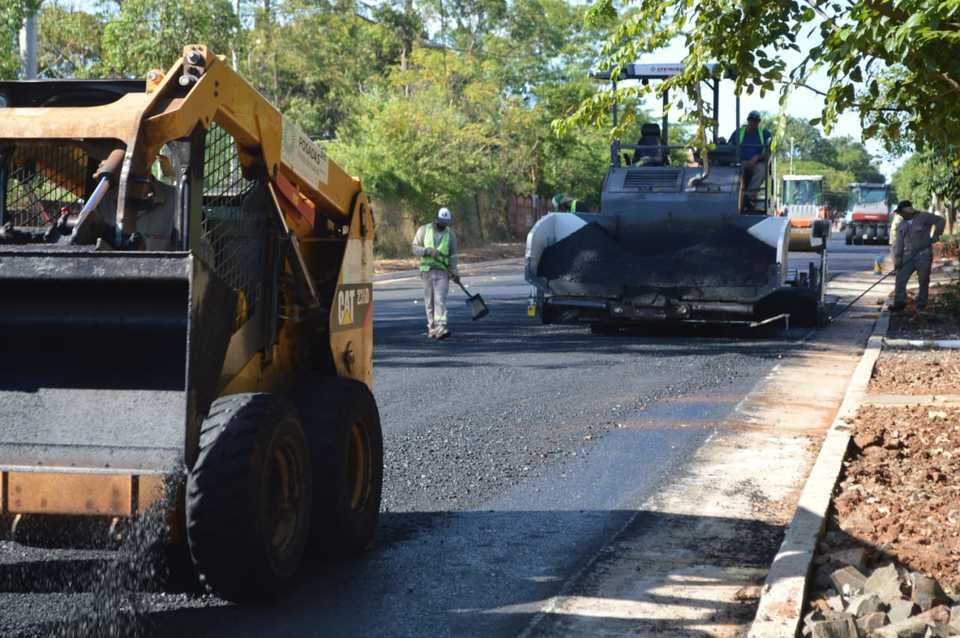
left=455, top=278, right=489, bottom=320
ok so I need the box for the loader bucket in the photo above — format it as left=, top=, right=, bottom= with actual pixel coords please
left=0, top=248, right=236, bottom=516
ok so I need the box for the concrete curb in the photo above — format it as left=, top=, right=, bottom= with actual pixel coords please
left=748, top=310, right=890, bottom=638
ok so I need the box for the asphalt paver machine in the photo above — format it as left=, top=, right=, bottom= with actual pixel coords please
left=525, top=63, right=829, bottom=331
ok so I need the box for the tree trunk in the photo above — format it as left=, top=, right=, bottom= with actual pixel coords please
left=263, top=0, right=278, bottom=100
left=401, top=0, right=412, bottom=95
left=474, top=192, right=486, bottom=243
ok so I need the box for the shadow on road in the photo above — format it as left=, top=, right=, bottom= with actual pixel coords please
left=375, top=294, right=810, bottom=361
left=1, top=510, right=784, bottom=638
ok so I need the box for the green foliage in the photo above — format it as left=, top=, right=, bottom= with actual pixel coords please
left=0, top=0, right=641, bottom=246
left=894, top=150, right=960, bottom=210
left=0, top=0, right=42, bottom=79
left=100, top=0, right=239, bottom=77
left=37, top=3, right=103, bottom=78
left=575, top=0, right=960, bottom=180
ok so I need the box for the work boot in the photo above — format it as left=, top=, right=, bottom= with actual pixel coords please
left=436, top=325, right=450, bottom=339
left=427, top=325, right=437, bottom=338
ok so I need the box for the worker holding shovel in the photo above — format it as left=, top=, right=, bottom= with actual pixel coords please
left=892, top=200, right=945, bottom=313
left=413, top=207, right=460, bottom=339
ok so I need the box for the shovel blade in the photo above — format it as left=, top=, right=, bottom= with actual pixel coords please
left=467, top=293, right=489, bottom=320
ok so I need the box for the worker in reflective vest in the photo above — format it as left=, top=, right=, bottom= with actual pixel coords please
left=730, top=110, right=773, bottom=212
left=412, top=207, right=460, bottom=339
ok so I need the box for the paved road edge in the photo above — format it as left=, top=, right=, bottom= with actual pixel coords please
left=748, top=309, right=890, bottom=638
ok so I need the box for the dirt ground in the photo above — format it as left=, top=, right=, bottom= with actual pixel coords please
left=817, top=404, right=960, bottom=596
left=375, top=242, right=524, bottom=273
left=869, top=350, right=960, bottom=395
left=807, top=284, right=960, bottom=613
left=888, top=275, right=960, bottom=340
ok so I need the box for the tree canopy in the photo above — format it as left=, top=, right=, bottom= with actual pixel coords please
left=0, top=0, right=623, bottom=253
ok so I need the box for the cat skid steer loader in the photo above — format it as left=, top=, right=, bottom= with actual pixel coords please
left=0, top=45, right=381, bottom=601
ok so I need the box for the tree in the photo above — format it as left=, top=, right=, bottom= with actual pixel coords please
left=831, top=137, right=884, bottom=183
left=0, top=0, right=42, bottom=79
left=37, top=2, right=103, bottom=78
left=572, top=0, right=960, bottom=167
left=100, top=0, right=239, bottom=77
left=894, top=150, right=960, bottom=233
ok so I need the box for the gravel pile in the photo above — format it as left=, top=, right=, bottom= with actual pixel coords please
left=536, top=223, right=775, bottom=288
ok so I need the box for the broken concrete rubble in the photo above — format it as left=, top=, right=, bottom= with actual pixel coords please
left=889, top=600, right=921, bottom=623
left=810, top=615, right=859, bottom=638
left=912, top=573, right=953, bottom=611
left=832, top=565, right=868, bottom=597
left=857, top=611, right=889, bottom=633
left=867, top=564, right=906, bottom=604
left=872, top=605, right=951, bottom=638
left=804, top=557, right=957, bottom=637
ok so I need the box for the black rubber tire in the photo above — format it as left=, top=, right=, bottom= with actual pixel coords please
left=540, top=303, right=556, bottom=325
left=589, top=322, right=619, bottom=335
left=186, top=393, right=313, bottom=602
left=844, top=236, right=852, bottom=246
left=853, top=235, right=863, bottom=245
left=298, top=377, right=383, bottom=557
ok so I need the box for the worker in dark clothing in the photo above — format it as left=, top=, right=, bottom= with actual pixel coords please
left=892, top=200, right=946, bottom=312
left=730, top=111, right=773, bottom=212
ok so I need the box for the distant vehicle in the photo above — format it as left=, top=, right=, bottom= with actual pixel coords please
left=777, top=175, right=828, bottom=223
left=843, top=183, right=892, bottom=245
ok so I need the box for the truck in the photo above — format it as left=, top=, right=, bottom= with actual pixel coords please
left=0, top=45, right=382, bottom=602
left=525, top=63, right=829, bottom=331
left=843, top=182, right=892, bottom=245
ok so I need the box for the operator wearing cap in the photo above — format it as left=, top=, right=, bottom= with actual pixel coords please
left=730, top=111, right=773, bottom=212
left=412, top=207, right=460, bottom=339
left=892, top=200, right=945, bottom=312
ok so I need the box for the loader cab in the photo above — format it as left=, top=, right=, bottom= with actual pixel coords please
left=593, top=63, right=771, bottom=215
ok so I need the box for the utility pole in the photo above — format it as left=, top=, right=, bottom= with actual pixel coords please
left=19, top=9, right=38, bottom=80
left=232, top=0, right=241, bottom=69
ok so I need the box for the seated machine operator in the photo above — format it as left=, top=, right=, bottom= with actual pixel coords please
left=729, top=110, right=772, bottom=212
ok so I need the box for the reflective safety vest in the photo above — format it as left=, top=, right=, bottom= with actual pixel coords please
left=737, top=126, right=771, bottom=145
left=420, top=224, right=451, bottom=272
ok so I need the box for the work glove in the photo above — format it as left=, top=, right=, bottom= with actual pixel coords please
left=894, top=261, right=902, bottom=271
left=422, top=247, right=436, bottom=257
left=452, top=274, right=461, bottom=285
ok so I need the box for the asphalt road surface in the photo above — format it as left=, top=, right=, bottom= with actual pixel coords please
left=0, top=235, right=889, bottom=638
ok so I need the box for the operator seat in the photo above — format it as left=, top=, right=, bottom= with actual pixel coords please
left=632, top=123, right=666, bottom=166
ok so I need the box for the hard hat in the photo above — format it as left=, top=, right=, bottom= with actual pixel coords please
left=895, top=200, right=913, bottom=213
left=436, top=207, right=452, bottom=225
left=747, top=110, right=761, bottom=121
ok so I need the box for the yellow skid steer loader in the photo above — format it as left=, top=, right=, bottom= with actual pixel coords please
left=0, top=45, right=381, bottom=602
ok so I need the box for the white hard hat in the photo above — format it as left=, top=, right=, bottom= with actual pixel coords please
left=436, top=207, right=452, bottom=225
